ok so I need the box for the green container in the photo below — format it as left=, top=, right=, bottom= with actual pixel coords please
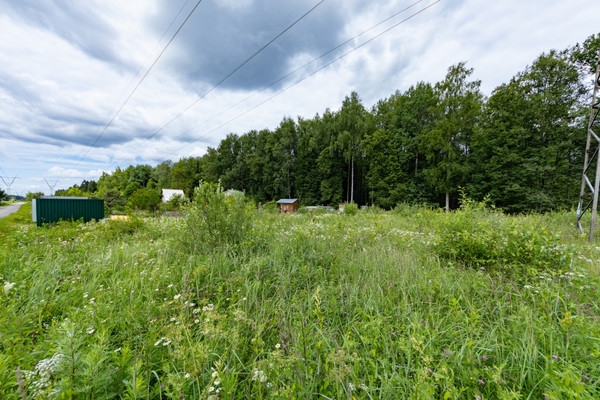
left=33, top=197, right=105, bottom=226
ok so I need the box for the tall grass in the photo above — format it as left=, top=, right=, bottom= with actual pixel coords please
left=0, top=201, right=598, bottom=399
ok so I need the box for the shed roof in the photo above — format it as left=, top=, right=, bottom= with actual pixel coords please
left=276, top=198, right=298, bottom=204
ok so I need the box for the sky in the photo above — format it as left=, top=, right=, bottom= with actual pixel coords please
left=0, top=0, right=598, bottom=196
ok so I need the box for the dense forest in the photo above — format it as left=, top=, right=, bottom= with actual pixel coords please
left=56, top=34, right=600, bottom=213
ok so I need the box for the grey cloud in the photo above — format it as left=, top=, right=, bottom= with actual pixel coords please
left=151, top=0, right=347, bottom=91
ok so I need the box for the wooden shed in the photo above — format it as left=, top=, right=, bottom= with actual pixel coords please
left=276, top=198, right=299, bottom=214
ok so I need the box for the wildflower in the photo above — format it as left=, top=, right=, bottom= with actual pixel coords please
left=86, top=327, right=95, bottom=335
left=275, top=343, right=281, bottom=349
left=481, top=355, right=488, bottom=361
left=83, top=292, right=88, bottom=298
left=194, top=319, right=200, bottom=324
left=252, top=369, right=268, bottom=383
left=174, top=294, right=181, bottom=300
left=212, top=370, right=218, bottom=378
left=479, top=379, right=485, bottom=386
left=4, top=282, right=15, bottom=295
left=348, top=382, right=355, bottom=391
left=184, top=373, right=191, bottom=379
left=209, top=386, right=215, bottom=392
left=214, top=379, right=220, bottom=385
left=202, top=304, right=214, bottom=312
left=114, top=347, right=122, bottom=353
left=552, top=355, right=558, bottom=360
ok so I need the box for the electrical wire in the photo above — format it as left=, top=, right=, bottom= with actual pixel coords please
left=143, top=0, right=328, bottom=144
left=75, top=0, right=205, bottom=166
left=162, top=0, right=431, bottom=149
left=166, top=0, right=441, bottom=156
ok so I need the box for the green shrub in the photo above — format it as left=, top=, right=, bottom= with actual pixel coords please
left=261, top=201, right=279, bottom=214
left=434, top=200, right=572, bottom=280
left=342, top=202, right=359, bottom=216
left=183, top=181, right=255, bottom=253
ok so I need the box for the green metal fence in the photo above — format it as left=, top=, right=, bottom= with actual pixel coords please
left=33, top=197, right=104, bottom=226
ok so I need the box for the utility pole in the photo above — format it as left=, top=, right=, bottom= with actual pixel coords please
left=44, top=179, right=58, bottom=196
left=0, top=176, right=18, bottom=195
left=577, top=50, right=600, bottom=241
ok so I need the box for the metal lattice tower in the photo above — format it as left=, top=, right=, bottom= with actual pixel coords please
left=577, top=51, right=600, bottom=240
left=44, top=178, right=58, bottom=196
left=0, top=176, right=17, bottom=195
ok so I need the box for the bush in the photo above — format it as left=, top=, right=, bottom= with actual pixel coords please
left=342, top=202, right=359, bottom=216
left=183, top=182, right=254, bottom=253
left=261, top=201, right=279, bottom=214
left=434, top=199, right=572, bottom=281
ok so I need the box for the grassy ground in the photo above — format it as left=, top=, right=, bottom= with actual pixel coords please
left=0, top=201, right=599, bottom=399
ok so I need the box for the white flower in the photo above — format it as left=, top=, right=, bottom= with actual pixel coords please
left=184, top=373, right=191, bottom=379
left=212, top=370, right=218, bottom=378
left=252, top=369, right=268, bottom=383
left=275, top=343, right=281, bottom=349
left=114, top=347, right=122, bottom=353
left=86, top=327, right=95, bottom=335
left=3, top=282, right=15, bottom=295
left=174, top=294, right=181, bottom=300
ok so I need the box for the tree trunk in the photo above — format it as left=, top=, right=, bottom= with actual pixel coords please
left=445, top=191, right=450, bottom=213
left=415, top=151, right=419, bottom=176
left=350, top=154, right=355, bottom=203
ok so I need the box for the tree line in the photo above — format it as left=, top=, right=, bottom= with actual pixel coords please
left=56, top=34, right=599, bottom=213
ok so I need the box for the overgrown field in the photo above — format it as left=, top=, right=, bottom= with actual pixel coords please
left=1, top=199, right=599, bottom=399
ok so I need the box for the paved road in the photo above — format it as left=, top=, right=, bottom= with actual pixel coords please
left=0, top=202, right=25, bottom=219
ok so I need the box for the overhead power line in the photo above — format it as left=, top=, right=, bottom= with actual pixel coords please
left=144, top=0, right=328, bottom=144
left=166, top=0, right=441, bottom=155
left=104, top=0, right=328, bottom=172
left=73, top=0, right=205, bottom=170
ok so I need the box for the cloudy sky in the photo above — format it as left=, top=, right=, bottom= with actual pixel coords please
left=0, top=0, right=598, bottom=196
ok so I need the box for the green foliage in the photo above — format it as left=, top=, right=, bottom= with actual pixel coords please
left=165, top=194, right=185, bottom=211
left=434, top=197, right=572, bottom=280
left=0, top=205, right=599, bottom=398
left=127, top=187, right=161, bottom=211
left=260, top=200, right=279, bottom=214
left=26, top=191, right=44, bottom=201
left=103, top=189, right=127, bottom=215
left=342, top=202, right=359, bottom=216
left=183, top=181, right=255, bottom=253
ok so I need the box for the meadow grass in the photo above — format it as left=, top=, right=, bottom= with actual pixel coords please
left=0, top=203, right=599, bottom=399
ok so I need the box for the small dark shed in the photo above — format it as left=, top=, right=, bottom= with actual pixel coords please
left=32, top=196, right=105, bottom=226
left=276, top=198, right=299, bottom=214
